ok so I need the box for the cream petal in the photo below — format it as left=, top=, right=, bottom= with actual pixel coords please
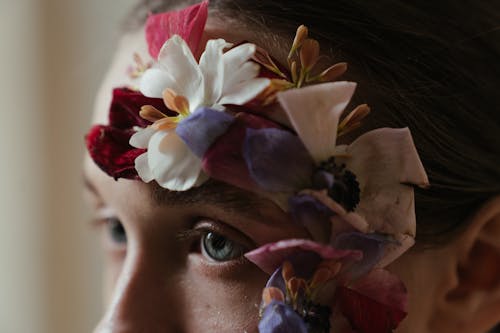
left=277, top=82, right=357, bottom=163
left=134, top=153, right=154, bottom=183
left=147, top=130, right=205, bottom=191
left=129, top=126, right=156, bottom=149
left=335, top=128, right=429, bottom=238
left=140, top=68, right=179, bottom=98
left=222, top=61, right=261, bottom=94
left=218, top=78, right=270, bottom=105
left=157, top=35, right=204, bottom=108
left=199, top=38, right=232, bottom=105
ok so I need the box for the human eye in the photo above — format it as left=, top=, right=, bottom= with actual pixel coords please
left=92, top=209, right=127, bottom=256
left=183, top=219, right=254, bottom=264
left=201, top=231, right=245, bottom=262
left=104, top=217, right=127, bottom=245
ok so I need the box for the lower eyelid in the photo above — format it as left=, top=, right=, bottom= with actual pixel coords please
left=188, top=251, right=252, bottom=279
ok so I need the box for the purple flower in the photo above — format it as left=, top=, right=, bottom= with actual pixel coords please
left=259, top=301, right=308, bottom=333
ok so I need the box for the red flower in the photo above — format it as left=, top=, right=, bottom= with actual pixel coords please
left=85, top=88, right=172, bottom=180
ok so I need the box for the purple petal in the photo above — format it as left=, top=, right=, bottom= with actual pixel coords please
left=245, top=239, right=362, bottom=275
left=176, top=107, right=235, bottom=158
left=312, top=170, right=335, bottom=190
left=259, top=301, right=307, bottom=333
left=332, top=232, right=395, bottom=281
left=289, top=194, right=332, bottom=242
left=265, top=266, right=287, bottom=291
left=243, top=128, right=314, bottom=192
left=202, top=112, right=283, bottom=192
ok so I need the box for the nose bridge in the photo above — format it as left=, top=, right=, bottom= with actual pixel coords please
left=94, top=249, right=184, bottom=333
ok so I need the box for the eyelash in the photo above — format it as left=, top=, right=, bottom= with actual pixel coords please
left=92, top=215, right=128, bottom=256
left=178, top=219, right=254, bottom=263
left=94, top=215, right=253, bottom=264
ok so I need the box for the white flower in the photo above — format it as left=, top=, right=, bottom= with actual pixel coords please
left=130, top=35, right=270, bottom=191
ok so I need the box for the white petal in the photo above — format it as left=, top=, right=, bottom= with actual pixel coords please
left=147, top=130, right=204, bottom=191
left=277, top=82, right=357, bottom=163
left=129, top=126, right=156, bottom=148
left=134, top=153, right=154, bottom=183
left=199, top=39, right=232, bottom=106
left=218, top=78, right=270, bottom=105
left=223, top=43, right=256, bottom=75
left=223, top=61, right=261, bottom=94
left=157, top=35, right=203, bottom=108
left=140, top=68, right=179, bottom=98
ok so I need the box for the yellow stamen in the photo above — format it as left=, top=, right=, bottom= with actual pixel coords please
left=299, top=39, right=320, bottom=71
left=291, top=61, right=298, bottom=84
left=152, top=117, right=178, bottom=131
left=318, top=62, right=348, bottom=82
left=139, top=105, right=167, bottom=122
left=173, top=95, right=190, bottom=117
left=162, top=88, right=191, bottom=117
left=287, top=277, right=307, bottom=301
left=338, top=104, right=371, bottom=137
left=288, top=25, right=309, bottom=60
left=163, top=88, right=178, bottom=111
left=282, top=261, right=295, bottom=282
left=262, top=287, right=285, bottom=306
left=310, top=268, right=333, bottom=289
left=317, top=260, right=343, bottom=277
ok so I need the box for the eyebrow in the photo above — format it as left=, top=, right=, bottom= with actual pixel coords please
left=150, top=180, right=273, bottom=222
left=83, top=174, right=275, bottom=223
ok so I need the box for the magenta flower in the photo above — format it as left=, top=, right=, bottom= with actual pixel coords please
left=247, top=240, right=408, bottom=333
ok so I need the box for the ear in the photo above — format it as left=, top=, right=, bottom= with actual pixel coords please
left=430, top=195, right=500, bottom=333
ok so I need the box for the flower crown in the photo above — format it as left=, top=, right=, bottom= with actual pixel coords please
left=86, top=1, right=429, bottom=332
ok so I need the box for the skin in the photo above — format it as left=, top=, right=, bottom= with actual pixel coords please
left=85, top=16, right=500, bottom=333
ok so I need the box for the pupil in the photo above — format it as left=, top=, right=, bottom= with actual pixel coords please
left=108, top=218, right=127, bottom=243
left=203, top=232, right=238, bottom=261
left=210, top=233, right=227, bottom=250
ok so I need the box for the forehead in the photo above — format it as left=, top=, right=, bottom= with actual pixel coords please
left=92, top=29, right=147, bottom=125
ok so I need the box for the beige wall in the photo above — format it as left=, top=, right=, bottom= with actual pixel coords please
left=0, top=0, right=136, bottom=332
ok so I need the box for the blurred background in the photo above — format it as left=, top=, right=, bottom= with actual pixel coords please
left=0, top=0, right=135, bottom=332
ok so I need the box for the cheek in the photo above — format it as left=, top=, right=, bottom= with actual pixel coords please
left=182, top=256, right=268, bottom=332
left=103, top=251, right=126, bottom=306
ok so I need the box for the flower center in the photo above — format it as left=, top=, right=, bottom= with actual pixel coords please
left=312, top=157, right=360, bottom=212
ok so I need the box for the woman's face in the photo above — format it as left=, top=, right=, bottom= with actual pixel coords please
left=84, top=20, right=470, bottom=333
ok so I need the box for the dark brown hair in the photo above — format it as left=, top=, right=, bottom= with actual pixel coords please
left=127, top=0, right=500, bottom=245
